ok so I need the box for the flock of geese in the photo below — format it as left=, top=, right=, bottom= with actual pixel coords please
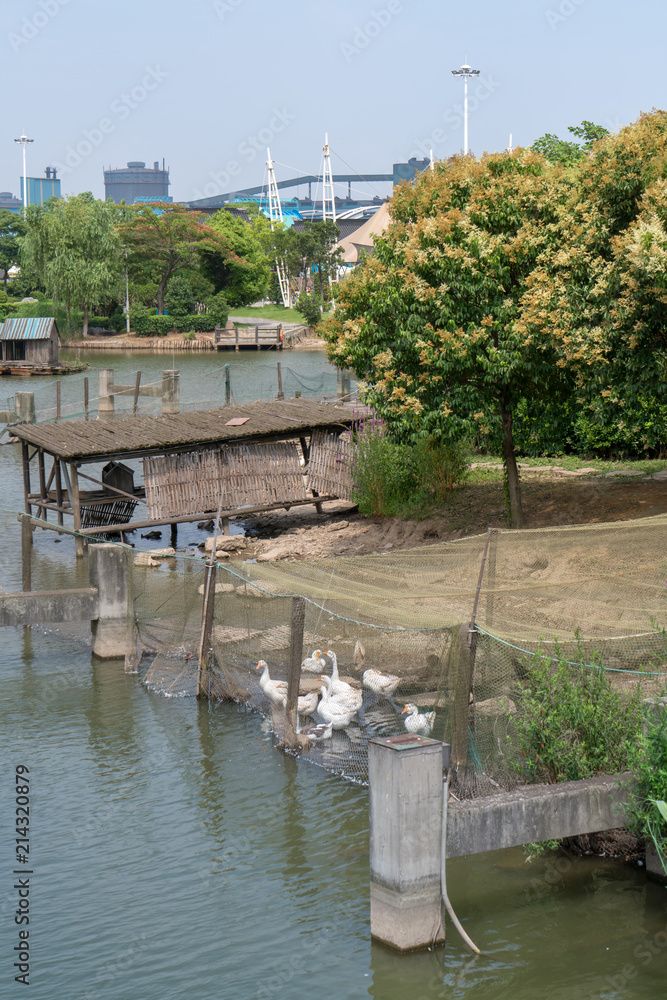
left=256, top=648, right=436, bottom=743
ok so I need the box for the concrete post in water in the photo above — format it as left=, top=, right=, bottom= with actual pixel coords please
left=89, top=543, right=132, bottom=659
left=369, top=734, right=445, bottom=951
left=162, top=370, right=180, bottom=414
left=98, top=369, right=114, bottom=416
left=15, top=391, right=35, bottom=424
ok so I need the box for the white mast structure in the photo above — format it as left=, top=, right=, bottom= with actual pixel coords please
left=14, top=131, right=34, bottom=211
left=266, top=148, right=291, bottom=309
left=451, top=63, right=480, bottom=155
left=322, top=133, right=336, bottom=224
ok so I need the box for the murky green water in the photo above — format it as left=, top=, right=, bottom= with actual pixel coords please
left=0, top=352, right=666, bottom=998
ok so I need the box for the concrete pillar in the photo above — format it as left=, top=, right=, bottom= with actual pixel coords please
left=98, top=369, right=114, bottom=416
left=162, top=370, right=180, bottom=414
left=15, top=391, right=35, bottom=424
left=88, top=543, right=132, bottom=660
left=369, top=734, right=445, bottom=951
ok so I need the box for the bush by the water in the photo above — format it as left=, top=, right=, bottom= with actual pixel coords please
left=350, top=417, right=468, bottom=517
left=296, top=292, right=323, bottom=327
left=508, top=646, right=643, bottom=784
left=628, top=698, right=667, bottom=871
left=133, top=314, right=217, bottom=336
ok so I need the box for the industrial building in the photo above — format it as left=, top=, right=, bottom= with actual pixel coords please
left=0, top=192, right=23, bottom=212
left=19, top=166, right=61, bottom=207
left=104, top=160, right=171, bottom=204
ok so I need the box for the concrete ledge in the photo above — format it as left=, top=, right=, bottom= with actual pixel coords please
left=0, top=588, right=98, bottom=626
left=447, top=773, right=633, bottom=858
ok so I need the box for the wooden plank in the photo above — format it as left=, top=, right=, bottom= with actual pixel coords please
left=284, top=596, right=306, bottom=749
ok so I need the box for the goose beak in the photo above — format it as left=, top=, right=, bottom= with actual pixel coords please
left=401, top=705, right=408, bottom=714
left=256, top=661, right=262, bottom=671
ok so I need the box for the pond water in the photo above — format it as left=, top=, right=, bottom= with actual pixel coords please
left=0, top=351, right=665, bottom=999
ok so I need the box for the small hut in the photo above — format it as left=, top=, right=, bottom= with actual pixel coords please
left=0, top=317, right=59, bottom=364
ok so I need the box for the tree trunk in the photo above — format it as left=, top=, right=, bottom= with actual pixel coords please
left=82, top=303, right=89, bottom=338
left=157, top=277, right=167, bottom=315
left=500, top=396, right=524, bottom=528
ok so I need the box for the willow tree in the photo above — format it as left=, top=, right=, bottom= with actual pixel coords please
left=21, top=194, right=122, bottom=335
left=324, top=150, right=574, bottom=527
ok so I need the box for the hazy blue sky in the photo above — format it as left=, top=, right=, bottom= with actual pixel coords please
left=2, top=0, right=664, bottom=204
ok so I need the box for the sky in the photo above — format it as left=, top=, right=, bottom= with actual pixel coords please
left=2, top=0, right=665, bottom=206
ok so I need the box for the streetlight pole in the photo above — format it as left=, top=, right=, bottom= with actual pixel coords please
left=451, top=64, right=480, bottom=155
left=14, top=132, right=34, bottom=212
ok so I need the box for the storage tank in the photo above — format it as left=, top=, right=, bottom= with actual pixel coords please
left=103, top=160, right=170, bottom=204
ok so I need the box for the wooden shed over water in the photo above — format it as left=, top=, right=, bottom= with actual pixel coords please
left=1, top=317, right=59, bottom=365
left=13, top=399, right=355, bottom=554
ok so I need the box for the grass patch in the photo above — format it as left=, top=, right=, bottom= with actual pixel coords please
left=230, top=304, right=304, bottom=323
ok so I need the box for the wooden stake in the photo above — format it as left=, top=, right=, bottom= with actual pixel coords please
left=56, top=381, right=61, bottom=422
left=55, top=460, right=63, bottom=526
left=132, top=371, right=141, bottom=416
left=21, top=441, right=31, bottom=515
left=196, top=560, right=217, bottom=698
left=84, top=377, right=89, bottom=421
left=38, top=449, right=47, bottom=521
left=21, top=514, right=32, bottom=592
left=284, top=596, right=306, bottom=748
left=68, top=463, right=84, bottom=558
left=225, top=364, right=231, bottom=406
left=277, top=362, right=284, bottom=400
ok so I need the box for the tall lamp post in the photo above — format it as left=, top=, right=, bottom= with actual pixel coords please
left=451, top=64, right=480, bottom=155
left=14, top=132, right=34, bottom=211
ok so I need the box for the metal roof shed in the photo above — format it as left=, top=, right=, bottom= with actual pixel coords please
left=1, top=317, right=59, bottom=365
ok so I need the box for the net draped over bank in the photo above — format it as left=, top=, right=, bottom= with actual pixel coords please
left=130, top=514, right=667, bottom=791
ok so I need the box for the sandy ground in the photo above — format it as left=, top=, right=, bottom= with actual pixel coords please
left=199, top=476, right=667, bottom=563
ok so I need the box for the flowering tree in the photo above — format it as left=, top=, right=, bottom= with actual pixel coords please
left=324, top=150, right=574, bottom=527
left=118, top=204, right=240, bottom=314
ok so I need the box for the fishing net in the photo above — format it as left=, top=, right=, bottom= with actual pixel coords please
left=132, top=514, right=667, bottom=791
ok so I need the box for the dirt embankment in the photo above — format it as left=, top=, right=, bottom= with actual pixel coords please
left=212, top=476, right=667, bottom=563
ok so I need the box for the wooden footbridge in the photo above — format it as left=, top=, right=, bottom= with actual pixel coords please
left=12, top=399, right=355, bottom=556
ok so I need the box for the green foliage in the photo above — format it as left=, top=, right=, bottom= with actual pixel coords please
left=20, top=194, right=122, bottom=335
left=205, top=290, right=229, bottom=328
left=531, top=120, right=609, bottom=166
left=119, top=203, right=238, bottom=315
left=350, top=417, right=468, bottom=517
left=132, top=314, right=217, bottom=336
left=165, top=274, right=197, bottom=316
left=628, top=702, right=667, bottom=872
left=508, top=646, right=643, bottom=783
left=0, top=209, right=26, bottom=289
left=108, top=314, right=127, bottom=333
left=88, top=316, right=110, bottom=329
left=203, top=209, right=271, bottom=307
left=296, top=292, right=323, bottom=326
left=0, top=290, right=18, bottom=321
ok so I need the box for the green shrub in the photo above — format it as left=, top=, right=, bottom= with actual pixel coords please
left=350, top=419, right=468, bottom=517
left=628, top=702, right=667, bottom=871
left=165, top=275, right=197, bottom=317
left=508, top=645, right=643, bottom=784
left=132, top=314, right=217, bottom=337
left=89, top=316, right=110, bottom=329
left=108, top=314, right=127, bottom=333
left=206, top=290, right=229, bottom=328
left=296, top=292, right=323, bottom=327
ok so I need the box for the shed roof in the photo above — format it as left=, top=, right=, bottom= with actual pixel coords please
left=1, top=317, right=59, bottom=341
left=12, top=399, right=355, bottom=462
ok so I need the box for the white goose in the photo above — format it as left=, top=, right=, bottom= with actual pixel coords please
left=256, top=661, right=321, bottom=715
left=301, top=649, right=327, bottom=674
left=256, top=660, right=288, bottom=706
left=320, top=673, right=363, bottom=715
left=362, top=669, right=401, bottom=699
left=402, top=703, right=436, bottom=736
left=325, top=650, right=361, bottom=699
left=316, top=682, right=357, bottom=730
